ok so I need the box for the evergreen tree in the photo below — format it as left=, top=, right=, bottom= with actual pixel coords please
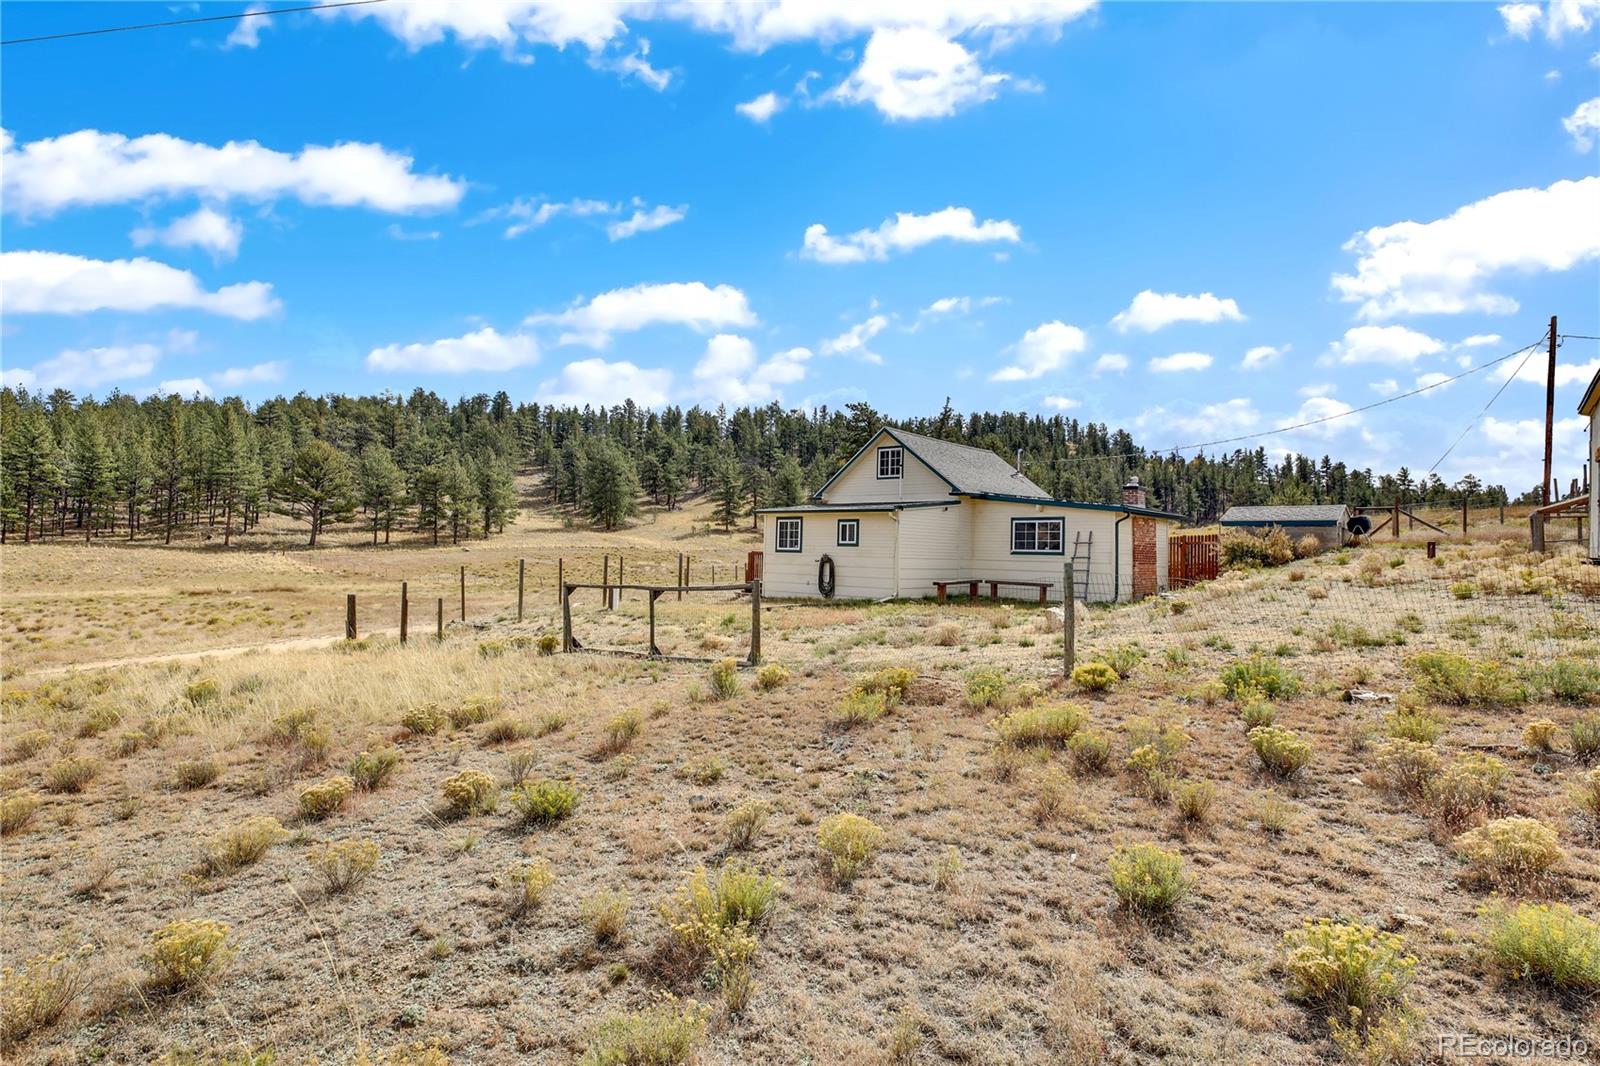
left=711, top=455, right=743, bottom=531
left=2, top=408, right=63, bottom=543
left=474, top=454, right=518, bottom=535
left=580, top=437, right=640, bottom=531
left=275, top=440, right=356, bottom=547
left=769, top=456, right=805, bottom=507
left=67, top=417, right=117, bottom=541
left=356, top=443, right=409, bottom=544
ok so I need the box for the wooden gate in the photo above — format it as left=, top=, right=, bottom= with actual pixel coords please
left=745, top=550, right=763, bottom=582
left=1169, top=531, right=1218, bottom=587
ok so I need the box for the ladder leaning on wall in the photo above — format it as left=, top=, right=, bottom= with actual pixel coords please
left=1069, top=531, right=1092, bottom=600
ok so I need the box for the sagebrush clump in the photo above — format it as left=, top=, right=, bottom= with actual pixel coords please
left=348, top=746, right=401, bottom=791
left=505, top=857, right=555, bottom=915
left=1220, top=658, right=1301, bottom=700
left=308, top=838, right=380, bottom=894
left=1248, top=726, right=1313, bottom=778
left=1480, top=901, right=1600, bottom=992
left=199, top=815, right=289, bottom=877
left=581, top=889, right=632, bottom=944
left=1070, top=661, right=1118, bottom=693
left=708, top=658, right=740, bottom=701
left=1408, top=651, right=1527, bottom=707
left=1373, top=738, right=1442, bottom=795
left=0, top=792, right=43, bottom=836
left=1108, top=843, right=1187, bottom=917
left=44, top=755, right=98, bottom=794
left=1282, top=919, right=1416, bottom=1014
left=1454, top=817, right=1563, bottom=890
left=991, top=702, right=1085, bottom=748
left=299, top=775, right=355, bottom=820
left=817, top=812, right=885, bottom=883
left=143, top=919, right=234, bottom=992
left=508, top=779, right=579, bottom=826
left=723, top=801, right=769, bottom=850
left=754, top=664, right=790, bottom=692
left=578, top=999, right=709, bottom=1066
left=0, top=946, right=92, bottom=1047
left=1424, top=754, right=1508, bottom=826
left=400, top=705, right=447, bottom=736
left=1068, top=729, right=1113, bottom=775
left=833, top=689, right=887, bottom=728
left=439, top=770, right=498, bottom=817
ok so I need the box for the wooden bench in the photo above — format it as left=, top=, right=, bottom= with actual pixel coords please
left=932, top=580, right=981, bottom=603
left=985, top=580, right=1053, bottom=605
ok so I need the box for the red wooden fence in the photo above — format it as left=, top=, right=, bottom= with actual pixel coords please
left=1169, top=532, right=1218, bottom=587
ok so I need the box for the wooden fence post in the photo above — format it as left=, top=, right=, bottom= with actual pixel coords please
left=517, top=559, right=525, bottom=621
left=678, top=553, right=684, bottom=601
left=562, top=584, right=574, bottom=652
left=1500, top=502, right=1506, bottom=525
left=602, top=555, right=611, bottom=608
left=459, top=565, right=466, bottom=621
left=436, top=597, right=444, bottom=641
left=1461, top=497, right=1468, bottom=536
left=748, top=578, right=762, bottom=665
left=618, top=556, right=624, bottom=607
left=346, top=594, right=357, bottom=641
left=1392, top=499, right=1401, bottom=539
left=648, top=590, right=661, bottom=656
left=557, top=558, right=564, bottom=604
left=400, top=581, right=408, bottom=645
left=1063, top=565, right=1076, bottom=676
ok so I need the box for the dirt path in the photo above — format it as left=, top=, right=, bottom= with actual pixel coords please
left=24, top=628, right=401, bottom=678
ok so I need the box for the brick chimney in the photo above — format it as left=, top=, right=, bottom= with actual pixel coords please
left=1121, top=477, right=1146, bottom=508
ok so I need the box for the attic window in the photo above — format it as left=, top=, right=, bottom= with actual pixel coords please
left=876, top=446, right=903, bottom=479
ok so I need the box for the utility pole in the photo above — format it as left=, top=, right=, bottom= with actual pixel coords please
left=1543, top=315, right=1557, bottom=507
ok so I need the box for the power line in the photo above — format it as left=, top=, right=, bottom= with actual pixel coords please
left=1, top=0, right=388, bottom=47
left=1424, top=334, right=1546, bottom=476
left=1558, top=333, right=1600, bottom=341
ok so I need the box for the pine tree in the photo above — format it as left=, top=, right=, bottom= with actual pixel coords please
left=275, top=440, right=356, bottom=547
left=356, top=444, right=409, bottom=545
left=711, top=455, right=743, bottom=531
left=473, top=454, right=518, bottom=535
left=3, top=408, right=63, bottom=543
left=439, top=456, right=477, bottom=545
left=580, top=437, right=640, bottom=531
left=67, top=417, right=117, bottom=541
left=769, top=456, right=805, bottom=507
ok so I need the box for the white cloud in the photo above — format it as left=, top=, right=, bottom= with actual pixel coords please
left=1370, top=379, right=1400, bottom=397
left=801, top=206, right=1019, bottom=264
left=328, top=1, right=632, bottom=53
left=1414, top=372, right=1454, bottom=392
left=607, top=203, right=687, bottom=241
left=913, top=295, right=1002, bottom=327
left=536, top=357, right=674, bottom=408
left=1298, top=382, right=1335, bottom=398
left=1, top=342, right=161, bottom=391
left=1041, top=395, right=1080, bottom=411
left=1323, top=325, right=1445, bottom=365
left=589, top=39, right=673, bottom=91
left=1092, top=352, right=1128, bottom=375
left=990, top=321, right=1088, bottom=381
left=820, top=314, right=890, bottom=363
left=1240, top=344, right=1286, bottom=370
left=1467, top=414, right=1588, bottom=488
left=677, top=1, right=1097, bottom=52
left=736, top=91, right=785, bottom=123
left=1499, top=0, right=1600, bottom=39
left=1563, top=97, right=1600, bottom=150
left=365, top=327, right=539, bottom=373
left=1277, top=395, right=1361, bottom=441
left=1499, top=2, right=1543, bottom=37
left=1138, top=398, right=1261, bottom=441
left=828, top=27, right=1008, bottom=120
left=224, top=5, right=267, bottom=48
left=386, top=223, right=441, bottom=241
left=1331, top=176, right=1600, bottom=319
left=1149, top=351, right=1213, bottom=373
left=1497, top=353, right=1600, bottom=387
left=1110, top=290, right=1245, bottom=333
left=2, top=128, right=464, bottom=216
left=528, top=281, right=756, bottom=348
left=155, top=377, right=213, bottom=398
left=0, top=251, right=279, bottom=319
left=131, top=206, right=243, bottom=261
left=210, top=361, right=287, bottom=388
left=488, top=196, right=615, bottom=238
left=692, top=334, right=813, bottom=404
left=1457, top=333, right=1503, bottom=348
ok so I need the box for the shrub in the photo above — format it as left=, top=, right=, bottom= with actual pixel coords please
left=659, top=862, right=781, bottom=961
left=143, top=919, right=234, bottom=992
left=1373, top=739, right=1442, bottom=796
left=439, top=770, right=498, bottom=817
left=1068, top=729, right=1113, bottom=774
left=1539, top=659, right=1600, bottom=705
left=184, top=678, right=221, bottom=706
left=1454, top=817, right=1563, bottom=889
left=536, top=633, right=560, bottom=656
left=483, top=717, right=529, bottom=745
left=1239, top=697, right=1276, bottom=731
left=0, top=946, right=92, bottom=1047
left=1385, top=707, right=1445, bottom=744
left=268, top=707, right=317, bottom=744
left=1450, top=581, right=1476, bottom=600
left=116, top=730, right=148, bottom=757
left=1102, top=643, right=1147, bottom=679
left=708, top=658, right=740, bottom=701
left=1282, top=919, right=1416, bottom=1014
left=348, top=746, right=400, bottom=791
left=858, top=667, right=916, bottom=706
left=1573, top=767, right=1600, bottom=823
left=723, top=801, right=769, bottom=850
left=308, top=838, right=379, bottom=894
left=600, top=711, right=641, bottom=754
left=964, top=667, right=1008, bottom=709
left=1173, top=779, right=1216, bottom=824
left=449, top=694, right=498, bottom=728
left=44, top=755, right=97, bottom=794
left=1424, top=754, right=1508, bottom=826
left=581, top=889, right=632, bottom=944
left=1107, top=843, right=1187, bottom=916
left=6, top=728, right=51, bottom=762
left=1031, top=766, right=1070, bottom=825
left=1249, top=726, right=1313, bottom=778
left=506, top=750, right=536, bottom=786
left=817, top=812, right=885, bottom=883
left=299, top=775, right=355, bottom=820
left=679, top=755, right=725, bottom=786
left=833, top=689, right=887, bottom=728
left=1521, top=718, right=1560, bottom=753
left=932, top=846, right=963, bottom=891
left=0, top=792, right=43, bottom=836
left=578, top=999, right=709, bottom=1066
left=1481, top=901, right=1600, bottom=992
left=1294, top=533, right=1322, bottom=559
left=991, top=702, right=1085, bottom=747
left=1222, top=530, right=1293, bottom=569
left=77, top=707, right=120, bottom=738
left=1220, top=658, right=1301, bottom=700
left=508, top=779, right=578, bottom=826
left=200, top=815, right=289, bottom=876
left=505, top=857, right=555, bottom=915
left=932, top=622, right=961, bottom=646
left=400, top=705, right=447, bottom=736
left=1070, top=661, right=1119, bottom=693
left=174, top=758, right=220, bottom=790
left=1572, top=716, right=1600, bottom=760
left=1126, top=716, right=1190, bottom=766
left=754, top=664, right=790, bottom=692
left=1407, top=651, right=1527, bottom=707
left=477, top=640, right=506, bottom=659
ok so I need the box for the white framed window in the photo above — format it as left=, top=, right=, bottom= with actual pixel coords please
left=775, top=517, right=802, bottom=552
left=876, top=446, right=903, bottom=479
left=837, top=518, right=860, bottom=547
left=1011, top=517, right=1064, bottom=554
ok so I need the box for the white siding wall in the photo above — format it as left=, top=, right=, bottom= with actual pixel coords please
left=818, top=429, right=954, bottom=504
left=895, top=504, right=969, bottom=595
left=760, top=512, right=899, bottom=599
left=967, top=500, right=1150, bottom=603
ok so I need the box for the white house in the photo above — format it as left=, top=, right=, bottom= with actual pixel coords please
left=755, top=427, right=1186, bottom=603
left=1582, top=367, right=1599, bottom=563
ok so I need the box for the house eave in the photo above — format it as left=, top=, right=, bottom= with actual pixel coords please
left=756, top=500, right=960, bottom=514
left=960, top=491, right=1188, bottom=522
left=1580, top=368, right=1600, bottom=417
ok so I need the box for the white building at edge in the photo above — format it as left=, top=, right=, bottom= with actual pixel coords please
left=1582, top=367, right=1600, bottom=563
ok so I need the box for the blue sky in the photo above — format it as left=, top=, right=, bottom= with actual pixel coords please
left=2, top=1, right=1598, bottom=492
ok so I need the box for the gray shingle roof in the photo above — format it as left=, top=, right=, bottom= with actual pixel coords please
left=887, top=428, right=1052, bottom=499
left=1221, top=504, right=1350, bottom=525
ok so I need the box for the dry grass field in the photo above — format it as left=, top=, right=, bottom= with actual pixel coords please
left=3, top=495, right=1599, bottom=1065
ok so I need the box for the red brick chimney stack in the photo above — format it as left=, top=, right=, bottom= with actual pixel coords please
left=1122, top=477, right=1146, bottom=508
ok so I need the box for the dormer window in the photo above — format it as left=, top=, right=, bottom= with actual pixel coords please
left=876, top=446, right=903, bottom=479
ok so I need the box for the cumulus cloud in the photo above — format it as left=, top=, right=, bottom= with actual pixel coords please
left=154, top=377, right=212, bottom=398
left=1041, top=395, right=1080, bottom=411
left=820, top=314, right=890, bottom=363
left=1564, top=97, right=1600, bottom=150
left=536, top=357, right=674, bottom=408
left=365, top=327, right=539, bottom=373
left=607, top=203, right=687, bottom=241
left=1277, top=395, right=1363, bottom=441
left=1466, top=414, right=1588, bottom=488
left=1148, top=351, right=1213, bottom=373
left=210, top=361, right=287, bottom=388
left=131, top=206, right=243, bottom=261
left=828, top=27, right=1008, bottom=120
left=677, top=1, right=1097, bottom=51
left=1240, top=344, right=1286, bottom=370
left=1, top=128, right=464, bottom=216
left=1, top=342, right=161, bottom=391
left=224, top=5, right=268, bottom=48
left=527, top=281, right=756, bottom=348
left=1137, top=398, right=1261, bottom=441
left=1110, top=290, right=1245, bottom=333
left=1092, top=352, right=1128, bottom=375
left=990, top=321, right=1088, bottom=381
left=801, top=206, right=1020, bottom=263
left=691, top=334, right=813, bottom=404
left=1498, top=0, right=1600, bottom=39
left=1331, top=176, right=1600, bottom=319
left=736, top=91, right=785, bottom=123
left=0, top=251, right=280, bottom=319
left=1497, top=353, right=1600, bottom=387
left=1323, top=325, right=1445, bottom=365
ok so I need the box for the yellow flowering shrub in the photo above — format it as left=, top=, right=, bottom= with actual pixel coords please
left=0, top=946, right=92, bottom=1047
left=1283, top=919, right=1416, bottom=1013
left=1070, top=661, right=1118, bottom=692
left=991, top=702, right=1086, bottom=747
left=1521, top=718, right=1560, bottom=752
left=505, top=857, right=555, bottom=915
left=143, top=919, right=234, bottom=991
left=816, top=812, right=885, bottom=883
left=298, top=775, right=354, bottom=820
left=1454, top=817, right=1564, bottom=889
left=1248, top=726, right=1313, bottom=778
left=440, top=770, right=498, bottom=817
left=200, top=815, right=289, bottom=877
left=1373, top=739, right=1442, bottom=795
left=1423, top=754, right=1508, bottom=826
left=1107, top=843, right=1187, bottom=916
left=307, top=837, right=380, bottom=894
left=400, top=705, right=447, bottom=736
left=579, top=997, right=709, bottom=1066
left=1481, top=901, right=1600, bottom=991
left=0, top=792, right=43, bottom=836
